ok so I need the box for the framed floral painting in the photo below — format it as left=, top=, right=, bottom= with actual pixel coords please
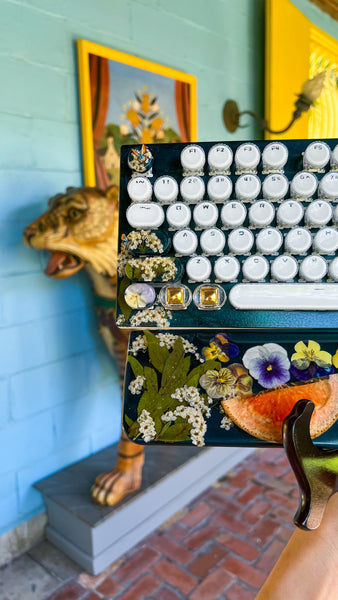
left=77, top=39, right=197, bottom=188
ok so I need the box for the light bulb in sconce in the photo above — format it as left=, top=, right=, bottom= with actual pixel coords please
left=223, top=71, right=326, bottom=135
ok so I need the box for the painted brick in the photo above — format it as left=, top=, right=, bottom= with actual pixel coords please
left=0, top=113, right=33, bottom=170
left=89, top=424, right=120, bottom=454
left=17, top=437, right=91, bottom=513
left=0, top=56, right=71, bottom=120
left=0, top=321, right=47, bottom=376
left=10, top=353, right=91, bottom=420
left=52, top=384, right=121, bottom=447
left=152, top=559, right=197, bottom=595
left=0, top=473, right=18, bottom=532
left=0, top=223, right=42, bottom=278
left=0, top=378, right=9, bottom=429
left=0, top=1, right=70, bottom=70
left=41, top=310, right=97, bottom=363
left=30, top=119, right=80, bottom=172
left=1, top=272, right=88, bottom=327
left=0, top=412, right=54, bottom=474
left=0, top=170, right=82, bottom=222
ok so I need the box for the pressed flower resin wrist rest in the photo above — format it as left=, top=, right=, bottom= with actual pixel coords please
left=123, top=330, right=338, bottom=448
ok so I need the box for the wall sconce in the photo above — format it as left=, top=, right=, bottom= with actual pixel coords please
left=223, top=71, right=326, bottom=135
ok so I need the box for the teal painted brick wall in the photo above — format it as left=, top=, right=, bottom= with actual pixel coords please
left=0, top=0, right=334, bottom=537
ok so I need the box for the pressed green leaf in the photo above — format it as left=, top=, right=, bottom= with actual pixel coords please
left=127, top=356, right=144, bottom=378
left=117, top=275, right=132, bottom=320
left=125, top=263, right=134, bottom=279
left=137, top=390, right=160, bottom=416
left=124, top=414, right=134, bottom=427
left=158, top=420, right=191, bottom=442
left=144, top=331, right=169, bottom=373
left=127, top=421, right=140, bottom=439
left=161, top=337, right=185, bottom=392
left=144, top=366, right=158, bottom=395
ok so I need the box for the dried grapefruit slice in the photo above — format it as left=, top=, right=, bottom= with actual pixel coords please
left=221, top=374, right=338, bottom=443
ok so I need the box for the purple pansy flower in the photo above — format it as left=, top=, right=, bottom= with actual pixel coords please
left=202, top=333, right=239, bottom=363
left=242, top=343, right=290, bottom=389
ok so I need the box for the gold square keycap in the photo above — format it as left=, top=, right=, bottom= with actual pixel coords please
left=166, top=287, right=185, bottom=305
left=200, top=287, right=220, bottom=306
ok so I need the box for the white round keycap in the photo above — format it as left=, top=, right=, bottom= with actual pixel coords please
left=256, top=228, right=283, bottom=254
left=235, top=143, right=260, bottom=171
left=126, top=203, right=164, bottom=229
left=303, top=141, right=330, bottom=171
left=284, top=228, right=312, bottom=254
left=290, top=171, right=318, bottom=199
left=200, top=228, right=226, bottom=254
left=277, top=200, right=304, bottom=227
left=330, top=145, right=338, bottom=169
left=193, top=202, right=218, bottom=228
left=262, top=174, right=289, bottom=200
left=208, top=144, right=233, bottom=171
left=127, top=177, right=152, bottom=202
left=181, top=145, right=205, bottom=171
left=235, top=174, right=261, bottom=202
left=334, top=205, right=338, bottom=225
left=318, top=172, right=338, bottom=200
left=166, top=203, right=191, bottom=229
left=173, top=229, right=198, bottom=255
left=299, top=255, right=328, bottom=281
left=305, top=200, right=333, bottom=227
left=221, top=201, right=247, bottom=228
left=329, top=257, right=338, bottom=281
left=186, top=256, right=211, bottom=281
left=180, top=176, right=205, bottom=202
left=271, top=255, right=299, bottom=281
left=313, top=227, right=338, bottom=254
left=228, top=227, right=254, bottom=254
left=262, top=142, right=288, bottom=171
left=249, top=201, right=275, bottom=228
left=154, top=176, right=178, bottom=203
left=207, top=175, right=232, bottom=202
left=214, top=256, right=240, bottom=281
left=242, top=255, right=270, bottom=281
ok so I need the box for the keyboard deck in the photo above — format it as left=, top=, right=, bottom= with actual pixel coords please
left=117, top=139, right=338, bottom=330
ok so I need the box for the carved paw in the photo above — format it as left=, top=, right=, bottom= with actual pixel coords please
left=91, top=452, right=145, bottom=506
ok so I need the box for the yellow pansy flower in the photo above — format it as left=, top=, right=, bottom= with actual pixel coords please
left=332, top=350, right=338, bottom=368
left=291, top=340, right=332, bottom=370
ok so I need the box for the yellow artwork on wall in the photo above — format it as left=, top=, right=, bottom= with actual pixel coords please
left=265, top=0, right=338, bottom=140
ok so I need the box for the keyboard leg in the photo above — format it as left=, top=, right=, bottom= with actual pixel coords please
left=282, top=399, right=338, bottom=530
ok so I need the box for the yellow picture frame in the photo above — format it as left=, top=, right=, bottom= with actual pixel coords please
left=265, top=0, right=338, bottom=140
left=77, top=39, right=197, bottom=187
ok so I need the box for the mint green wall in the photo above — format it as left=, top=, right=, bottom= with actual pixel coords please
left=0, top=0, right=335, bottom=537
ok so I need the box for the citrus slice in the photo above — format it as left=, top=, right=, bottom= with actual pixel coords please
left=221, top=374, right=338, bottom=443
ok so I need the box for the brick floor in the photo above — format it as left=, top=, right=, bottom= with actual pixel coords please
left=40, top=448, right=300, bottom=600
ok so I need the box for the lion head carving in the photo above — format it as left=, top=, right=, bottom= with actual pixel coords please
left=23, top=186, right=119, bottom=279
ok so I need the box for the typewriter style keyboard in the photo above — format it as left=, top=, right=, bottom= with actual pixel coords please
left=117, top=139, right=338, bottom=330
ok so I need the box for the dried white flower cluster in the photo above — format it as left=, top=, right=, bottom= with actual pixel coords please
left=126, top=230, right=164, bottom=253
left=220, top=415, right=234, bottom=430
left=130, top=306, right=171, bottom=328
left=128, top=257, right=177, bottom=282
left=128, top=375, right=146, bottom=395
left=171, top=386, right=211, bottom=417
left=116, top=315, right=126, bottom=326
left=137, top=409, right=156, bottom=443
left=156, top=333, right=202, bottom=360
left=162, top=406, right=207, bottom=447
left=129, top=334, right=148, bottom=355
left=117, top=246, right=132, bottom=277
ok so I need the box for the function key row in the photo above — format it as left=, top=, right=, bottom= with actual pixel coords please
left=126, top=200, right=338, bottom=230
left=127, top=172, right=338, bottom=203
left=183, top=254, right=338, bottom=283
left=180, top=141, right=338, bottom=174
left=172, top=227, right=338, bottom=256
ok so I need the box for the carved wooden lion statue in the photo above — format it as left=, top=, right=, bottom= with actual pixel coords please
left=23, top=185, right=144, bottom=506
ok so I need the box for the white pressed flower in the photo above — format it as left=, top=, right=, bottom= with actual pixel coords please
left=128, top=375, right=146, bottom=394
left=116, top=315, right=126, bottom=325
left=220, top=415, right=234, bottom=431
left=137, top=409, right=156, bottom=442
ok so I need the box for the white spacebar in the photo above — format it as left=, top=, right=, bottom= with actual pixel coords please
left=229, top=283, right=338, bottom=310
